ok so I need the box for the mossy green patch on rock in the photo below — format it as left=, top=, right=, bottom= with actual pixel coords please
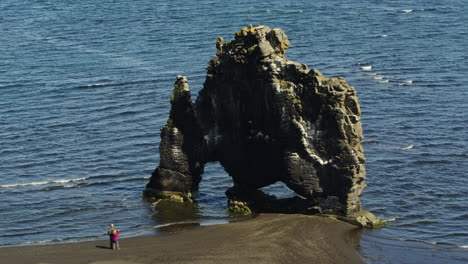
left=227, top=200, right=253, bottom=215
left=143, top=189, right=193, bottom=203
left=354, top=210, right=386, bottom=229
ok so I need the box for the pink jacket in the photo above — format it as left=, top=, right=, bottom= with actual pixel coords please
left=111, top=231, right=121, bottom=242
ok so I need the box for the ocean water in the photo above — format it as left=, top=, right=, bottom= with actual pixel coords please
left=0, top=0, right=467, bottom=263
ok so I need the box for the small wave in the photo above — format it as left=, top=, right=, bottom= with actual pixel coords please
left=9, top=194, right=94, bottom=207
left=78, top=82, right=109, bottom=88
left=117, top=177, right=150, bottom=183
left=0, top=232, right=108, bottom=247
left=362, top=140, right=379, bottom=144
left=360, top=65, right=372, bottom=71
left=124, top=204, right=143, bottom=208
left=0, top=238, right=65, bottom=247
left=103, top=197, right=128, bottom=203
left=43, top=183, right=87, bottom=191
left=117, top=110, right=140, bottom=116
left=407, top=239, right=466, bottom=249
left=87, top=174, right=120, bottom=181
left=431, top=233, right=468, bottom=239
left=0, top=230, right=45, bottom=238
left=450, top=214, right=467, bottom=221
left=402, top=9, right=413, bottom=13
left=79, top=181, right=108, bottom=188
left=413, top=160, right=451, bottom=165
left=374, top=158, right=405, bottom=164
left=49, top=194, right=94, bottom=201
left=0, top=177, right=88, bottom=189
left=451, top=127, right=465, bottom=133
left=72, top=206, right=105, bottom=212
left=45, top=121, right=79, bottom=129
left=100, top=79, right=161, bottom=88
left=43, top=203, right=125, bottom=219
left=414, top=220, right=439, bottom=225
left=399, top=80, right=413, bottom=86
left=401, top=144, right=414, bottom=150
left=82, top=177, right=149, bottom=189
left=460, top=245, right=468, bottom=249
left=361, top=233, right=463, bottom=251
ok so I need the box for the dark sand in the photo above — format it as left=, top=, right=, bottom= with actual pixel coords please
left=0, top=214, right=364, bottom=264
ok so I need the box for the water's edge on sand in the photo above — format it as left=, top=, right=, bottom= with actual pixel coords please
left=0, top=213, right=364, bottom=264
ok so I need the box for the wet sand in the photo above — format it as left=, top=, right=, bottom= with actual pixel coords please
left=0, top=214, right=364, bottom=264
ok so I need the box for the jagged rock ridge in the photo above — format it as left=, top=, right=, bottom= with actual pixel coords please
left=145, top=25, right=367, bottom=217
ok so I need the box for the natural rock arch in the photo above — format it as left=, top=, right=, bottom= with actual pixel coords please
left=145, top=25, right=368, bottom=217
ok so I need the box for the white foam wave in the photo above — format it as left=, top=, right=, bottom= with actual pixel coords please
left=0, top=177, right=88, bottom=188
left=81, top=82, right=109, bottom=88
left=399, top=80, right=413, bottom=86
left=1, top=238, right=65, bottom=247
left=124, top=204, right=142, bottom=208
left=460, top=245, right=468, bottom=249
left=401, top=145, right=414, bottom=150
left=360, top=65, right=372, bottom=71
left=72, top=206, right=104, bottom=212
left=378, top=80, right=389, bottom=83
left=402, top=9, right=413, bottom=13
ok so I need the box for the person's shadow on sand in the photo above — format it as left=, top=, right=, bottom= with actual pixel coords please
left=95, top=245, right=111, bottom=250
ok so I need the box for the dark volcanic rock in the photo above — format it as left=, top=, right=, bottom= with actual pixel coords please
left=145, top=25, right=367, bottom=216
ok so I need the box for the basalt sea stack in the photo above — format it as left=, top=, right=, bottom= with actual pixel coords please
left=145, top=25, right=369, bottom=218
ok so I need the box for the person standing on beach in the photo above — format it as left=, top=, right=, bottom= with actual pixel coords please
left=111, top=229, right=121, bottom=250
left=107, top=224, right=115, bottom=249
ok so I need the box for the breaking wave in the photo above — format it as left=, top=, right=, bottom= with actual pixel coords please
left=0, top=177, right=88, bottom=189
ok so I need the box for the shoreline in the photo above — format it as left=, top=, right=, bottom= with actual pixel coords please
left=0, top=213, right=364, bottom=264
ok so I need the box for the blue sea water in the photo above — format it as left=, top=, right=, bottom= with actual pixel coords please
left=0, top=0, right=467, bottom=263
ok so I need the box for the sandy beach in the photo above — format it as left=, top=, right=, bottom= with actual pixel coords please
left=0, top=214, right=364, bottom=264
